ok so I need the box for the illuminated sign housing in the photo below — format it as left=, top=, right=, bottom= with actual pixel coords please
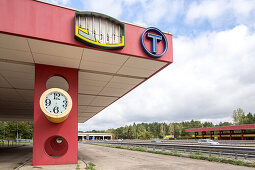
left=74, top=11, right=125, bottom=49
left=140, top=27, right=168, bottom=58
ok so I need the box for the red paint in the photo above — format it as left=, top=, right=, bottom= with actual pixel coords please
left=230, top=130, right=234, bottom=140
left=185, top=124, right=255, bottom=132
left=0, top=0, right=173, bottom=63
left=33, top=64, right=78, bottom=165
left=195, top=132, right=198, bottom=139
left=210, top=131, right=214, bottom=140
left=241, top=130, right=246, bottom=140
left=219, top=131, right=223, bottom=140
left=44, top=135, right=68, bottom=157
left=0, top=0, right=173, bottom=164
left=202, top=131, right=206, bottom=139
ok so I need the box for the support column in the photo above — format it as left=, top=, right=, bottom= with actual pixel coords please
left=195, top=132, right=198, bottom=139
left=230, top=130, right=234, bottom=140
left=202, top=131, right=206, bottom=139
left=241, top=130, right=246, bottom=140
left=210, top=131, right=214, bottom=140
left=219, top=131, right=223, bottom=140
left=33, top=64, right=78, bottom=165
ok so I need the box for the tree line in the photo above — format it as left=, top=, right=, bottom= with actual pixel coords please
left=107, top=121, right=231, bottom=139
left=87, top=108, right=255, bottom=139
left=0, top=121, right=33, bottom=139
left=1, top=108, right=254, bottom=140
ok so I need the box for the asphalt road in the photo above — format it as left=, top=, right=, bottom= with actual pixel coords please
left=78, top=144, right=254, bottom=170
left=0, top=145, right=78, bottom=170
left=1, top=144, right=254, bottom=170
left=0, top=145, right=32, bottom=170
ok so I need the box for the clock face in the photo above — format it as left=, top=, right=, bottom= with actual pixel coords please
left=40, top=88, right=72, bottom=123
left=44, top=91, right=69, bottom=115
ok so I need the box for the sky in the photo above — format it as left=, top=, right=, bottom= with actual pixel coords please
left=45, top=0, right=255, bottom=131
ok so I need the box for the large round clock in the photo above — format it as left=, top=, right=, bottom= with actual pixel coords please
left=40, top=88, right=72, bottom=123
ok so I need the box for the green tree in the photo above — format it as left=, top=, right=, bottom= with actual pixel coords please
left=168, top=123, right=175, bottom=136
left=137, top=125, right=146, bottom=139
left=159, top=123, right=166, bottom=138
left=19, top=122, right=33, bottom=139
left=105, top=129, right=114, bottom=133
left=245, top=112, right=255, bottom=124
left=173, top=123, right=183, bottom=138
left=132, top=123, right=137, bottom=138
left=217, top=122, right=233, bottom=126
left=127, top=125, right=136, bottom=139
left=233, top=108, right=246, bottom=125
left=144, top=131, right=153, bottom=139
left=0, top=121, right=33, bottom=139
left=0, top=121, right=7, bottom=139
left=203, top=122, right=214, bottom=128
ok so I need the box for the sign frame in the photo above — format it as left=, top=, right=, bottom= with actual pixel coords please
left=140, top=27, right=168, bottom=58
left=74, top=11, right=125, bottom=50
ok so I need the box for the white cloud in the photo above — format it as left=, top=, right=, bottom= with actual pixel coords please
left=45, top=0, right=70, bottom=5
left=79, top=24, right=255, bottom=131
left=185, top=0, right=255, bottom=26
left=80, top=0, right=123, bottom=19
left=131, top=0, right=184, bottom=25
left=80, top=0, right=184, bottom=26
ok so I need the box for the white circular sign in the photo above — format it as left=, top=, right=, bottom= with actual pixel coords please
left=44, top=91, right=69, bottom=114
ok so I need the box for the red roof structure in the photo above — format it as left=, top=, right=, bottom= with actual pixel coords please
left=185, top=124, right=255, bottom=132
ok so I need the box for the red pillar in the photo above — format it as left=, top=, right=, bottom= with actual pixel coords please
left=195, top=132, right=198, bottom=139
left=202, top=131, right=206, bottom=139
left=210, top=131, right=214, bottom=140
left=241, top=130, right=246, bottom=140
left=230, top=130, right=234, bottom=140
left=33, top=64, right=78, bottom=165
left=219, top=131, right=223, bottom=140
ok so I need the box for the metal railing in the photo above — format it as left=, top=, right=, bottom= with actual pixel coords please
left=96, top=139, right=255, bottom=146
left=0, top=139, right=32, bottom=148
left=88, top=140, right=255, bottom=160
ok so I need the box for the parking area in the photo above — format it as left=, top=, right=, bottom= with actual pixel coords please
left=1, top=143, right=254, bottom=170
left=0, top=145, right=32, bottom=170
left=78, top=144, right=254, bottom=170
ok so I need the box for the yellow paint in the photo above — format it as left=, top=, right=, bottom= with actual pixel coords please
left=164, top=135, right=175, bottom=139
left=75, top=26, right=124, bottom=47
left=193, top=134, right=255, bottom=138
left=40, top=88, right=72, bottom=123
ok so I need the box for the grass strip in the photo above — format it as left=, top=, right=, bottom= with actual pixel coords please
left=85, top=162, right=96, bottom=170
left=87, top=143, right=255, bottom=168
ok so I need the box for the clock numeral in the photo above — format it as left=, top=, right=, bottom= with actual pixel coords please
left=53, top=106, right=59, bottom=114
left=63, top=100, right=68, bottom=109
left=54, top=93, right=60, bottom=100
left=45, top=99, right=51, bottom=106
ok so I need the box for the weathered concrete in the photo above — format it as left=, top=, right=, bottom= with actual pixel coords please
left=1, top=143, right=254, bottom=170
left=78, top=144, right=254, bottom=170
left=0, top=145, right=32, bottom=170
left=20, top=162, right=77, bottom=170
left=0, top=145, right=81, bottom=170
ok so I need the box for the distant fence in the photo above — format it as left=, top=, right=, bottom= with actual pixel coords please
left=0, top=139, right=32, bottom=148
left=110, top=139, right=255, bottom=145
left=89, top=140, right=255, bottom=160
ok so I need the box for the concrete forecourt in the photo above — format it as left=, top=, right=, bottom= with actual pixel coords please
left=1, top=144, right=254, bottom=170
left=79, top=144, right=253, bottom=170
